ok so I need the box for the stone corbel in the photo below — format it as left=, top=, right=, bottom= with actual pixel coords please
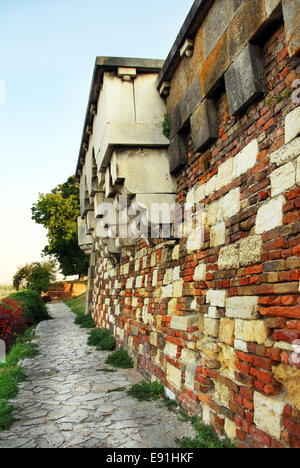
left=180, top=39, right=194, bottom=58
left=117, top=67, right=137, bottom=82
left=159, top=81, right=171, bottom=97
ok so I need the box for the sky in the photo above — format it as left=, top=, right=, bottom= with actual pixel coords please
left=0, top=0, right=195, bottom=285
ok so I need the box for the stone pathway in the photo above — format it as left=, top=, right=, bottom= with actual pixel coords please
left=0, top=303, right=195, bottom=448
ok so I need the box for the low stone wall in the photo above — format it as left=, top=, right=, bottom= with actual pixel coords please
left=46, top=281, right=87, bottom=302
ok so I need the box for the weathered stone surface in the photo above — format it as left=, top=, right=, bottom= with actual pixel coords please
left=282, top=0, right=300, bottom=58
left=218, top=245, right=240, bottom=270
left=180, top=76, right=202, bottom=128
left=270, top=161, right=296, bottom=197
left=239, top=235, right=262, bottom=266
left=190, top=99, right=219, bottom=152
left=219, top=318, right=235, bottom=346
left=193, top=263, right=207, bottom=281
left=265, top=0, right=282, bottom=18
left=297, top=156, right=300, bottom=186
left=253, top=392, right=285, bottom=439
left=170, top=314, right=198, bottom=331
left=255, top=196, right=284, bottom=234
left=169, top=101, right=183, bottom=139
left=226, top=296, right=259, bottom=320
left=225, top=44, right=265, bottom=115
left=210, top=222, right=226, bottom=247
left=234, top=339, right=248, bottom=352
left=204, top=317, right=220, bottom=338
left=234, top=139, right=258, bottom=177
left=216, top=157, right=235, bottom=191
left=168, top=133, right=187, bottom=174
left=224, top=418, right=237, bottom=440
left=235, top=319, right=269, bottom=344
left=206, top=289, right=227, bottom=307
left=185, top=364, right=198, bottom=391
left=285, top=106, right=300, bottom=143
left=273, top=364, right=300, bottom=410
left=221, top=188, right=240, bottom=220
left=270, top=137, right=300, bottom=166
left=166, top=363, right=182, bottom=390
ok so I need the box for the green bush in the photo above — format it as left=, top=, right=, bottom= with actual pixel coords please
left=8, top=290, right=50, bottom=324
left=127, top=380, right=165, bottom=401
left=87, top=328, right=116, bottom=351
left=105, top=349, right=134, bottom=369
left=178, top=416, right=237, bottom=449
left=74, top=313, right=95, bottom=329
left=0, top=400, right=15, bottom=431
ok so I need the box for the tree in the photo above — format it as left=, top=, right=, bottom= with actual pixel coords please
left=13, top=260, right=57, bottom=293
left=31, top=176, right=89, bottom=277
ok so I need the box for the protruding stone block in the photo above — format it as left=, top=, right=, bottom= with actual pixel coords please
left=180, top=76, right=202, bottom=128
left=234, top=139, right=259, bottom=177
left=226, top=296, right=259, bottom=320
left=170, top=314, right=198, bottom=331
left=168, top=133, right=187, bottom=174
left=255, top=196, right=284, bottom=234
left=285, top=106, right=300, bottom=144
left=219, top=318, right=235, bottom=346
left=218, top=245, right=240, bottom=270
left=225, top=44, right=265, bottom=115
left=206, top=289, right=227, bottom=308
left=204, top=317, right=220, bottom=338
left=270, top=161, right=296, bottom=197
left=210, top=222, right=226, bottom=247
left=190, top=99, right=219, bottom=152
left=271, top=137, right=300, bottom=167
left=193, top=263, right=207, bottom=282
left=167, top=363, right=182, bottom=390
left=254, top=392, right=285, bottom=439
left=235, top=319, right=269, bottom=344
left=282, top=0, right=300, bottom=58
left=239, top=235, right=263, bottom=266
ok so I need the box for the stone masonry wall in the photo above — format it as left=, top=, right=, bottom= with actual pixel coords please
left=88, top=19, right=300, bottom=449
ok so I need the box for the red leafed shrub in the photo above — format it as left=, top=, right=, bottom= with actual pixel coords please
left=0, top=299, right=27, bottom=348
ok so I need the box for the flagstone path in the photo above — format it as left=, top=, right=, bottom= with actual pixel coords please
left=0, top=303, right=195, bottom=448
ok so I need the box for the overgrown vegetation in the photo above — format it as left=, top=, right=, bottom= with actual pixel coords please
left=177, top=415, right=237, bottom=449
left=0, top=328, right=38, bottom=432
left=87, top=329, right=116, bottom=351
left=65, top=293, right=95, bottom=329
left=127, top=380, right=165, bottom=401
left=162, top=113, right=170, bottom=139
left=105, top=349, right=134, bottom=369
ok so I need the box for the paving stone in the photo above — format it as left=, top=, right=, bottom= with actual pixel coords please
left=0, top=303, right=195, bottom=448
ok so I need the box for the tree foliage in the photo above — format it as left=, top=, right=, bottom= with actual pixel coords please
left=31, top=176, right=89, bottom=277
left=12, top=261, right=57, bottom=293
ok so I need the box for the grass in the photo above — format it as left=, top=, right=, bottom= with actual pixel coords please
left=105, top=349, right=134, bottom=369
left=0, top=327, right=38, bottom=432
left=65, top=294, right=95, bottom=329
left=177, top=415, right=237, bottom=449
left=87, top=329, right=116, bottom=351
left=127, top=380, right=165, bottom=402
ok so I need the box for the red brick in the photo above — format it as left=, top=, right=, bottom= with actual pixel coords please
left=250, top=426, right=272, bottom=447
left=283, top=417, right=300, bottom=439
left=240, top=387, right=254, bottom=401
left=252, top=356, right=272, bottom=371
left=259, top=306, right=300, bottom=319
left=272, top=328, right=300, bottom=343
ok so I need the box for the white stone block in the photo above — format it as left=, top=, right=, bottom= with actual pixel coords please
left=206, top=289, right=226, bottom=307
left=216, top=157, right=235, bottom=191
left=234, top=139, right=258, bottom=177
left=204, top=317, right=220, bottom=338
left=234, top=339, right=248, bottom=352
left=296, top=156, right=300, bottom=186
left=207, top=306, right=220, bottom=319
left=163, top=268, right=173, bottom=285
left=254, top=392, right=285, bottom=439
left=194, top=184, right=206, bottom=203
left=185, top=364, right=198, bottom=391
left=255, top=196, right=284, bottom=234
left=226, top=296, right=259, bottom=320
left=270, top=162, right=296, bottom=197
left=170, top=314, right=198, bottom=331
left=221, top=188, right=240, bottom=220
left=181, top=348, right=199, bottom=364
left=285, top=106, right=300, bottom=144
left=218, top=244, right=240, bottom=270
left=152, top=269, right=158, bottom=287
left=205, top=175, right=217, bottom=197
left=270, top=137, right=300, bottom=166
left=167, top=363, right=182, bottom=390
left=210, top=222, right=226, bottom=247
left=239, top=235, right=263, bottom=266
left=161, top=284, right=173, bottom=298
left=135, top=276, right=143, bottom=288
left=173, top=266, right=181, bottom=282
left=193, top=263, right=206, bottom=281
left=206, top=200, right=221, bottom=226
left=164, top=342, right=178, bottom=358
